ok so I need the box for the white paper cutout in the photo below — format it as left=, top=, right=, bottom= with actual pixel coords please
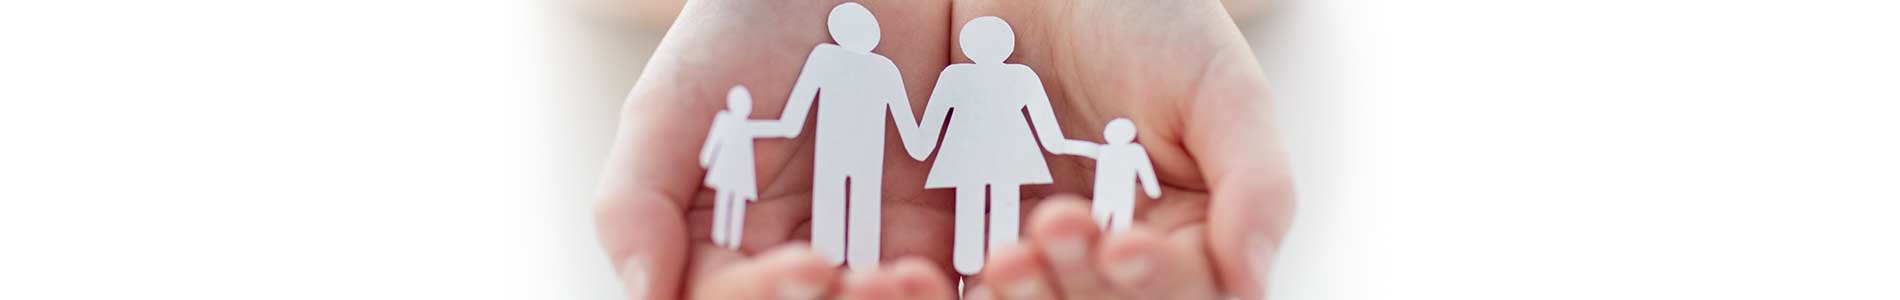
left=701, top=86, right=771, bottom=250
left=908, top=16, right=1071, bottom=275
left=1061, top=118, right=1163, bottom=233
left=756, top=2, right=928, bottom=270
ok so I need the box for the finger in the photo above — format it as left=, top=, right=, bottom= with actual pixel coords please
left=962, top=283, right=997, bottom=300
left=595, top=153, right=693, bottom=300
left=977, top=244, right=1055, bottom=300
left=595, top=1, right=960, bottom=298
left=889, top=258, right=960, bottom=300
left=1023, top=196, right=1116, bottom=299
left=947, top=0, right=1056, bottom=65
left=598, top=70, right=727, bottom=299
left=593, top=5, right=745, bottom=296
left=959, top=274, right=985, bottom=297
left=857, top=0, right=962, bottom=280
left=851, top=0, right=952, bottom=108
left=595, top=2, right=830, bottom=297
left=687, top=244, right=838, bottom=300
left=838, top=257, right=959, bottom=300
left=1183, top=34, right=1296, bottom=299
left=1097, top=225, right=1221, bottom=300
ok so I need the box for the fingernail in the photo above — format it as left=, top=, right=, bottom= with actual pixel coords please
left=779, top=279, right=823, bottom=300
left=1045, top=237, right=1087, bottom=264
left=1106, top=255, right=1153, bottom=286
left=619, top=256, right=648, bottom=300
left=1003, top=279, right=1044, bottom=300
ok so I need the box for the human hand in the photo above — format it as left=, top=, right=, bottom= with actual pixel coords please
left=591, top=0, right=962, bottom=299
left=947, top=0, right=1294, bottom=299
left=967, top=197, right=1230, bottom=300
left=593, top=0, right=1273, bottom=32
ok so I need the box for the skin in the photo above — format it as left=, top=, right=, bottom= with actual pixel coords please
left=594, top=0, right=1291, bottom=299
left=593, top=0, right=958, bottom=299
left=590, top=0, right=1274, bottom=29
left=949, top=0, right=1293, bottom=299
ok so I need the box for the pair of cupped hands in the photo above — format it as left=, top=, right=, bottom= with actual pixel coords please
left=595, top=0, right=1292, bottom=299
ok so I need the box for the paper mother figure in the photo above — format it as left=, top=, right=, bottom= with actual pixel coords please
left=908, top=16, right=1072, bottom=275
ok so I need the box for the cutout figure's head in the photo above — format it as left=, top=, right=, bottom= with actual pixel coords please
left=1105, top=118, right=1137, bottom=144
left=828, top=3, right=880, bottom=53
left=959, top=16, right=1014, bottom=64
left=727, top=85, right=752, bottom=114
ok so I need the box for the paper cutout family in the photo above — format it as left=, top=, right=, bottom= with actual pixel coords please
left=696, top=3, right=1162, bottom=275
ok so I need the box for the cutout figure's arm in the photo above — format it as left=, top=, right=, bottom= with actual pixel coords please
left=1062, top=140, right=1102, bottom=159
left=1020, top=67, right=1068, bottom=154
left=699, top=114, right=725, bottom=168
left=910, top=69, right=959, bottom=160
left=760, top=46, right=829, bottom=138
left=881, top=64, right=928, bottom=160
left=1134, top=147, right=1163, bottom=198
left=744, top=120, right=780, bottom=137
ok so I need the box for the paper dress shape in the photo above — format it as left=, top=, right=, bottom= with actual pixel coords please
left=753, top=2, right=927, bottom=270
left=700, top=86, right=771, bottom=249
left=1061, top=118, right=1163, bottom=232
left=909, top=16, right=1072, bottom=275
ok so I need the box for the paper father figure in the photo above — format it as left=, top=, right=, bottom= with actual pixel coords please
left=755, top=2, right=928, bottom=269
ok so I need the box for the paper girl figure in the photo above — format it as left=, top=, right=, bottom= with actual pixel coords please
left=907, top=16, right=1072, bottom=275
left=1061, top=118, right=1163, bottom=233
left=699, top=86, right=769, bottom=249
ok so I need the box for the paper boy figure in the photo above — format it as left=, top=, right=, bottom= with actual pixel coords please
left=755, top=3, right=927, bottom=269
left=1062, top=118, right=1162, bottom=232
left=699, top=86, right=770, bottom=249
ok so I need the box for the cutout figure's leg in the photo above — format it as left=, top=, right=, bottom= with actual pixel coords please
left=1111, top=201, right=1134, bottom=232
left=1093, top=200, right=1114, bottom=232
left=728, top=194, right=749, bottom=249
left=953, top=185, right=987, bottom=274
left=846, top=173, right=882, bottom=270
left=712, top=190, right=731, bottom=247
left=811, top=173, right=847, bottom=265
left=990, top=184, right=1020, bottom=251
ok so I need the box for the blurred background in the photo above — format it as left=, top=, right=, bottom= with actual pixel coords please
left=2, top=0, right=1896, bottom=299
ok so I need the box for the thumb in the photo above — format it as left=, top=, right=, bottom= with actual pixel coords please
left=596, top=187, right=691, bottom=300
left=1184, top=41, right=1296, bottom=299
left=595, top=67, right=727, bottom=298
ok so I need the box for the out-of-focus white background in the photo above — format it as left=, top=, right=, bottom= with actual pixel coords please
left=3, top=0, right=1897, bottom=299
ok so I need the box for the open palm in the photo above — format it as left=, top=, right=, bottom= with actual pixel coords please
left=948, top=0, right=1295, bottom=299
left=592, top=0, right=959, bottom=299
left=597, top=0, right=1293, bottom=299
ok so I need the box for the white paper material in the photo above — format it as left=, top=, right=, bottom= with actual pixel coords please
left=756, top=2, right=927, bottom=270
left=910, top=16, right=1070, bottom=275
left=711, top=7, right=1123, bottom=273
left=1063, top=118, right=1163, bottom=232
left=701, top=86, right=768, bottom=249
